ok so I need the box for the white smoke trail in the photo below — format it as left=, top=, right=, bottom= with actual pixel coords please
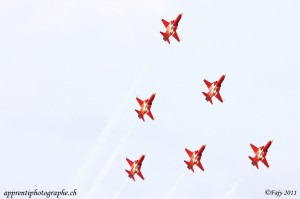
left=163, top=171, right=187, bottom=199
left=72, top=114, right=120, bottom=185
left=86, top=124, right=135, bottom=199
left=69, top=64, right=149, bottom=191
left=112, top=179, right=129, bottom=199
left=222, top=168, right=250, bottom=199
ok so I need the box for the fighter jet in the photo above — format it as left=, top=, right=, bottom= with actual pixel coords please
left=160, top=13, right=183, bottom=44
left=125, top=154, right=145, bottom=181
left=248, top=140, right=273, bottom=169
left=135, top=92, right=156, bottom=122
left=202, top=74, right=226, bottom=104
left=184, top=145, right=206, bottom=172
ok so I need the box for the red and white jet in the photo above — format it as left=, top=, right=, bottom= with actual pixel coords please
left=184, top=145, right=206, bottom=172
left=125, top=154, right=145, bottom=181
left=135, top=92, right=156, bottom=122
left=248, top=140, right=273, bottom=169
left=160, top=13, right=183, bottom=44
left=202, top=74, right=226, bottom=104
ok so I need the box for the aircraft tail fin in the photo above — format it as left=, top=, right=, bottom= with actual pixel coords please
left=160, top=31, right=170, bottom=44
left=202, top=92, right=213, bottom=104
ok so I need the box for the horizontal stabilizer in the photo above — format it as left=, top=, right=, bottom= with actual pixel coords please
left=184, top=160, right=194, bottom=172
left=184, top=160, right=190, bottom=166
left=125, top=169, right=135, bottom=181
left=248, top=156, right=259, bottom=169
left=248, top=156, right=254, bottom=162
left=135, top=109, right=140, bottom=114
left=202, top=92, right=213, bottom=104
left=135, top=109, right=145, bottom=122
left=160, top=31, right=170, bottom=44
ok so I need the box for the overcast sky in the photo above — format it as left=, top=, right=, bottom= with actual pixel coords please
left=0, top=0, right=299, bottom=198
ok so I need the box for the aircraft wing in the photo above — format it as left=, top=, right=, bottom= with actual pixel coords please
left=185, top=148, right=193, bottom=157
left=147, top=110, right=154, bottom=120
left=250, top=144, right=258, bottom=153
left=172, top=31, right=180, bottom=42
left=125, top=169, right=135, bottom=181
left=136, top=97, right=144, bottom=106
left=160, top=31, right=170, bottom=44
left=137, top=171, right=144, bottom=180
left=202, top=92, right=213, bottom=104
left=197, top=162, right=204, bottom=171
left=215, top=92, right=223, bottom=103
left=204, top=79, right=212, bottom=88
left=161, top=19, right=169, bottom=28
left=261, top=158, right=270, bottom=168
left=126, top=158, right=133, bottom=166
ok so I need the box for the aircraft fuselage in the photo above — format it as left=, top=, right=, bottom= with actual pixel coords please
left=250, top=140, right=272, bottom=167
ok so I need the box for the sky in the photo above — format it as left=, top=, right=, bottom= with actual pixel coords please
left=0, top=0, right=299, bottom=198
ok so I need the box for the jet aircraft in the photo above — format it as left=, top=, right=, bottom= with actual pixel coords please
left=202, top=74, right=226, bottom=104
left=160, top=13, right=183, bottom=44
left=248, top=140, right=273, bottom=169
left=125, top=154, right=145, bottom=181
left=184, top=145, right=206, bottom=172
left=135, top=92, right=156, bottom=122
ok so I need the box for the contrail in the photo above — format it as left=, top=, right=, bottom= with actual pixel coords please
left=112, top=179, right=129, bottom=199
left=69, top=64, right=149, bottom=191
left=163, top=171, right=187, bottom=199
left=86, top=124, right=136, bottom=199
left=222, top=168, right=250, bottom=199
left=69, top=104, right=124, bottom=189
